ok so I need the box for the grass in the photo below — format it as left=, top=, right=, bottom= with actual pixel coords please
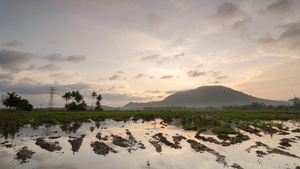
left=0, top=109, right=299, bottom=138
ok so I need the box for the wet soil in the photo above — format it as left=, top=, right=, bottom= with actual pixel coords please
left=149, top=140, right=162, bottom=153
left=90, top=141, right=117, bottom=156
left=68, top=134, right=85, bottom=153
left=112, top=135, right=130, bottom=148
left=35, top=138, right=62, bottom=152
left=292, top=128, right=300, bottom=133
left=16, top=146, right=35, bottom=164
left=279, top=138, right=296, bottom=147
left=187, top=139, right=228, bottom=167
left=152, top=133, right=181, bottom=149
left=246, top=141, right=300, bottom=159
left=195, top=131, right=250, bottom=147
left=96, top=132, right=109, bottom=141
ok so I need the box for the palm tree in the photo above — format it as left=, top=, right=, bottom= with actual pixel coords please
left=1, top=92, right=21, bottom=110
left=91, top=91, right=97, bottom=110
left=62, top=92, right=71, bottom=109
left=74, top=91, right=83, bottom=103
left=95, top=94, right=103, bottom=111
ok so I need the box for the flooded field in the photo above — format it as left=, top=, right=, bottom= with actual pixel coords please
left=0, top=119, right=300, bottom=169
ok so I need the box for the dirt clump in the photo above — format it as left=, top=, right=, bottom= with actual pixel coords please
left=90, top=141, right=116, bottom=156
left=96, top=132, right=109, bottom=141
left=279, top=138, right=295, bottom=147
left=16, top=146, right=35, bottom=164
left=246, top=141, right=300, bottom=159
left=256, top=150, right=267, bottom=157
left=111, top=134, right=130, bottom=148
left=149, top=140, right=162, bottom=153
left=187, top=139, right=228, bottom=167
left=172, top=134, right=186, bottom=145
left=35, top=138, right=62, bottom=152
left=231, top=163, right=243, bottom=169
left=68, top=134, right=85, bottom=153
left=152, top=133, right=181, bottom=149
left=291, top=128, right=300, bottom=133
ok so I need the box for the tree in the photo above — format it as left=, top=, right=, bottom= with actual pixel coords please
left=1, top=92, right=33, bottom=111
left=63, top=91, right=87, bottom=111
left=91, top=91, right=97, bottom=110
left=1, top=92, right=21, bottom=110
left=95, top=94, right=103, bottom=111
left=17, top=99, right=33, bottom=111
left=293, top=97, right=300, bottom=109
left=62, top=92, right=71, bottom=108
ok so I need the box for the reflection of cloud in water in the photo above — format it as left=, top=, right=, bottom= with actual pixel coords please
left=0, top=159, right=11, bottom=169
left=36, top=164, right=78, bottom=169
left=32, top=152, right=52, bottom=162
left=0, top=151, right=11, bottom=168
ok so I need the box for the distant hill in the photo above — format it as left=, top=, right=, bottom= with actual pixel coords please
left=122, top=86, right=288, bottom=110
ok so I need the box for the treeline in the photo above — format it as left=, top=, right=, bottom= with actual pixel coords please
left=1, top=92, right=33, bottom=111
left=144, top=98, right=300, bottom=110
left=62, top=91, right=103, bottom=111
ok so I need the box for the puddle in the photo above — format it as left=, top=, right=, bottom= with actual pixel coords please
left=0, top=119, right=299, bottom=169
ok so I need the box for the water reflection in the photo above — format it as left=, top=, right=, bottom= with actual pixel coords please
left=0, top=119, right=299, bottom=169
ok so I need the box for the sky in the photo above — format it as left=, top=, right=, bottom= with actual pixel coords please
left=0, top=0, right=300, bottom=108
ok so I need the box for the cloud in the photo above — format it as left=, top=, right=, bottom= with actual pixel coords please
left=0, top=49, right=36, bottom=72
left=133, top=73, right=147, bottom=79
left=160, top=75, right=173, bottom=79
left=45, top=54, right=86, bottom=62
left=4, top=40, right=22, bottom=47
left=157, top=53, right=184, bottom=65
left=109, top=74, right=126, bottom=81
left=49, top=73, right=69, bottom=78
left=207, top=1, right=252, bottom=30
left=59, top=0, right=139, bottom=14
left=0, top=81, right=91, bottom=95
left=144, top=90, right=160, bottom=94
left=255, top=22, right=300, bottom=49
left=196, top=64, right=204, bottom=68
left=102, top=93, right=148, bottom=102
left=260, top=0, right=292, bottom=15
left=27, top=64, right=61, bottom=71
left=147, top=14, right=165, bottom=29
left=140, top=54, right=159, bottom=61
left=19, top=77, right=35, bottom=83
left=165, top=89, right=189, bottom=94
left=0, top=73, right=13, bottom=81
left=186, top=71, right=207, bottom=78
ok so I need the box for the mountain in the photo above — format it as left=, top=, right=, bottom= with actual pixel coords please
left=122, top=86, right=288, bottom=109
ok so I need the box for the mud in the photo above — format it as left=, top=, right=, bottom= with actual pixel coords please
left=256, top=150, right=267, bottom=157
left=35, top=138, right=62, bottom=152
left=16, top=146, right=35, bottom=164
left=172, top=134, right=186, bottom=144
left=231, top=163, right=243, bottom=169
left=95, top=132, right=109, bottom=141
left=152, top=133, right=181, bottom=149
left=187, top=139, right=228, bottom=167
left=149, top=140, right=162, bottom=153
left=292, top=128, right=300, bottom=133
left=279, top=138, right=295, bottom=147
left=238, top=125, right=261, bottom=137
left=111, top=135, right=130, bottom=148
left=246, top=141, right=300, bottom=159
left=68, top=134, right=85, bottom=153
left=90, top=141, right=117, bottom=156
left=195, top=131, right=249, bottom=146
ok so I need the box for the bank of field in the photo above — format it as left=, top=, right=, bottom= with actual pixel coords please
left=0, top=110, right=300, bottom=138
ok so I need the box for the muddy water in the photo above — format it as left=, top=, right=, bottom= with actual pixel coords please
left=0, top=119, right=299, bottom=169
